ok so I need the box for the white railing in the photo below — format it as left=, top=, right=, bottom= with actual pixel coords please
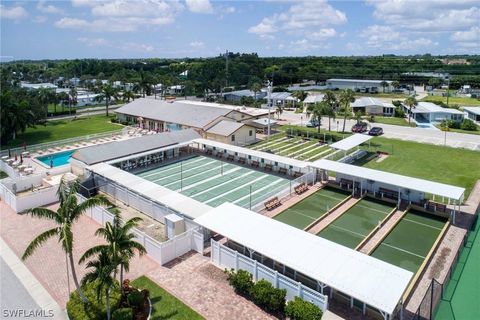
left=211, top=240, right=328, bottom=312
left=338, top=149, right=367, bottom=164
left=77, top=194, right=204, bottom=266
left=0, top=182, right=58, bottom=212
left=0, top=128, right=125, bottom=157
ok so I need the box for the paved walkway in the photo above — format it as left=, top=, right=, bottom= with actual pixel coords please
left=307, top=196, right=360, bottom=234
left=0, top=201, right=273, bottom=319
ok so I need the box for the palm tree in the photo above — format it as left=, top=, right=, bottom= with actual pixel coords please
left=339, top=89, right=355, bottom=132
left=322, top=91, right=337, bottom=131
left=404, top=96, right=418, bottom=124
left=391, top=80, right=400, bottom=92
left=81, top=250, right=116, bottom=320
left=79, top=213, right=146, bottom=295
left=123, top=90, right=135, bottom=103
left=68, top=87, right=77, bottom=116
left=250, top=82, right=262, bottom=101
left=97, top=84, right=118, bottom=117
left=307, top=102, right=327, bottom=133
left=275, top=104, right=283, bottom=119
left=22, top=177, right=111, bottom=303
left=37, top=88, right=51, bottom=123
left=380, top=80, right=389, bottom=93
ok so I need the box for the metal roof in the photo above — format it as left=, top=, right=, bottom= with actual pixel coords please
left=327, top=79, right=393, bottom=84
left=329, top=134, right=373, bottom=151
left=463, top=106, right=480, bottom=115
left=88, top=163, right=211, bottom=220
left=270, top=92, right=292, bottom=100
left=72, top=129, right=200, bottom=165
left=115, top=98, right=232, bottom=128
left=206, top=120, right=246, bottom=136
left=195, top=203, right=413, bottom=315
left=410, top=102, right=464, bottom=114
left=311, top=159, right=465, bottom=201
left=351, top=97, right=394, bottom=108
left=303, top=94, right=325, bottom=104
left=180, top=100, right=270, bottom=117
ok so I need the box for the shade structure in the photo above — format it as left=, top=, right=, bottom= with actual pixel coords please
left=195, top=202, right=413, bottom=316
left=329, top=134, right=373, bottom=151
left=312, top=159, right=465, bottom=201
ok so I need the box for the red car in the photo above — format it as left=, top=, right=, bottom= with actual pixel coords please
left=351, top=122, right=368, bottom=133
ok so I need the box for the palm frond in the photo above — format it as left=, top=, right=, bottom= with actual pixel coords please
left=75, top=196, right=112, bottom=217
left=79, top=245, right=109, bottom=264
left=25, top=207, right=57, bottom=221
left=22, top=228, right=58, bottom=260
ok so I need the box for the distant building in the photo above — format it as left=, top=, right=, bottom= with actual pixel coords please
left=326, top=79, right=393, bottom=93
left=351, top=97, right=395, bottom=116
left=76, top=92, right=104, bottom=107
left=463, top=107, right=480, bottom=123
left=20, top=82, right=57, bottom=90
left=223, top=90, right=267, bottom=103
left=69, top=77, right=81, bottom=87
left=402, top=72, right=450, bottom=80
left=269, top=92, right=293, bottom=106
left=302, top=94, right=324, bottom=108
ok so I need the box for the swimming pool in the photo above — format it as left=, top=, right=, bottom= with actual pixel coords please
left=36, top=150, right=76, bottom=167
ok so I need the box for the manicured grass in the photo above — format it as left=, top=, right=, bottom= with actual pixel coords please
left=354, top=92, right=408, bottom=99
left=421, top=95, right=480, bottom=106
left=131, top=276, right=204, bottom=320
left=434, top=125, right=480, bottom=136
left=360, top=137, right=480, bottom=199
left=3, top=115, right=123, bottom=148
left=0, top=171, right=7, bottom=179
left=370, top=116, right=416, bottom=127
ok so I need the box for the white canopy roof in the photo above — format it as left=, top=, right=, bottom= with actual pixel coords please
left=192, top=138, right=309, bottom=169
left=329, top=134, right=373, bottom=151
left=88, top=163, right=211, bottom=219
left=312, top=159, right=465, bottom=201
left=195, top=203, right=413, bottom=315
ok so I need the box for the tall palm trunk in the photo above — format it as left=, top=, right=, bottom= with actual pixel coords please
left=68, top=252, right=88, bottom=303
left=106, top=288, right=111, bottom=320
left=342, top=112, right=347, bottom=132
left=328, top=117, right=331, bottom=131
left=106, top=99, right=109, bottom=117
left=120, top=264, right=124, bottom=291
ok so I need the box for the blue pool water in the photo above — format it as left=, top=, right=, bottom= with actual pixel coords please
left=36, top=150, right=76, bottom=167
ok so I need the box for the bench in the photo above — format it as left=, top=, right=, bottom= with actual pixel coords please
left=216, top=152, right=224, bottom=158
left=379, top=187, right=398, bottom=200
left=293, top=171, right=303, bottom=178
left=206, top=149, right=213, bottom=155
left=264, top=164, right=273, bottom=171
left=294, top=183, right=309, bottom=195
left=238, top=157, right=246, bottom=164
left=278, top=167, right=288, bottom=175
left=251, top=161, right=260, bottom=168
left=226, top=154, right=234, bottom=161
left=264, top=197, right=281, bottom=211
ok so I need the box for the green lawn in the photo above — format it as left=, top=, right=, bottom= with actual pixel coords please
left=370, top=116, right=416, bottom=127
left=359, top=137, right=480, bottom=199
left=132, top=276, right=204, bottom=320
left=421, top=95, right=480, bottom=106
left=0, top=171, right=7, bottom=179
left=3, top=115, right=123, bottom=148
left=434, top=125, right=480, bottom=136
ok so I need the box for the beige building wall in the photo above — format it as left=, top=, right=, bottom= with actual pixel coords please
left=206, top=125, right=256, bottom=146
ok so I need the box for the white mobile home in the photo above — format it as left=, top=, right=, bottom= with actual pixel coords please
left=351, top=97, right=395, bottom=116
left=402, top=102, right=464, bottom=124
left=463, top=107, right=480, bottom=123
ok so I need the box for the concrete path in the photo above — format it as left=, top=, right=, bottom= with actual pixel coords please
left=1, top=238, right=66, bottom=319
left=307, top=196, right=360, bottom=234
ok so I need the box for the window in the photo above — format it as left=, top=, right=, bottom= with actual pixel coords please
left=249, top=130, right=253, bottom=136
left=231, top=135, right=235, bottom=142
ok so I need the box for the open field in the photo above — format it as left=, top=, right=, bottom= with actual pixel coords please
left=2, top=115, right=122, bottom=148
left=371, top=210, right=447, bottom=273
left=132, top=276, right=204, bottom=320
left=273, top=186, right=350, bottom=229
left=358, top=137, right=480, bottom=199
left=317, top=198, right=394, bottom=249
left=370, top=116, right=416, bottom=127
left=421, top=95, right=480, bottom=106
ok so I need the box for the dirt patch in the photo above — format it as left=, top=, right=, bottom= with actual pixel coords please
left=375, top=153, right=389, bottom=163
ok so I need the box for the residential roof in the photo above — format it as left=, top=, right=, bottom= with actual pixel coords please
left=20, top=82, right=57, bottom=90
left=195, top=202, right=413, bottom=315
left=192, top=138, right=309, bottom=169
left=463, top=107, right=480, bottom=115
left=270, top=92, right=292, bottom=100
left=248, top=118, right=279, bottom=128
left=223, top=89, right=260, bottom=98
left=330, top=134, right=373, bottom=151
left=72, top=129, right=200, bottom=165
left=311, top=159, right=465, bottom=201
left=206, top=120, right=246, bottom=136
left=88, top=163, right=211, bottom=220
left=115, top=98, right=232, bottom=128
left=180, top=100, right=269, bottom=117
left=411, top=102, right=464, bottom=114
left=351, top=97, right=394, bottom=108
left=303, top=94, right=325, bottom=104
left=327, top=79, right=393, bottom=84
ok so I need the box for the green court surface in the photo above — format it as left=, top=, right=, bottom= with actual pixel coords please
left=434, top=218, right=480, bottom=320
left=273, top=187, right=350, bottom=229
left=317, top=198, right=395, bottom=249
left=136, top=155, right=291, bottom=208
left=371, top=210, right=447, bottom=273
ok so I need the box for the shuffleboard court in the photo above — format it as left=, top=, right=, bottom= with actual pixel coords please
left=317, top=198, right=395, bottom=249
left=134, top=155, right=292, bottom=208
left=273, top=187, right=350, bottom=230
left=371, top=209, right=447, bottom=273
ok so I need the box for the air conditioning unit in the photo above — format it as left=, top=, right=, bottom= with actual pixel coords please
left=165, top=214, right=186, bottom=239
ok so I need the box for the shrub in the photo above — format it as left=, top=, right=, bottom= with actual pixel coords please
left=127, top=290, right=144, bottom=308
left=112, top=308, right=133, bottom=320
left=250, top=279, right=286, bottom=313
left=440, top=119, right=459, bottom=130
left=285, top=297, right=323, bottom=320
left=394, top=107, right=405, bottom=118
left=67, top=281, right=121, bottom=320
left=392, top=100, right=402, bottom=107
left=460, top=119, right=478, bottom=131
left=225, top=269, right=253, bottom=296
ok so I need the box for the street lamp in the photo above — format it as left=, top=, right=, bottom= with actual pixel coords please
left=267, top=80, right=273, bottom=140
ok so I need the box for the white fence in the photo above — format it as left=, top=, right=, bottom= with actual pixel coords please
left=211, top=240, right=328, bottom=312
left=77, top=194, right=204, bottom=266
left=0, top=182, right=58, bottom=212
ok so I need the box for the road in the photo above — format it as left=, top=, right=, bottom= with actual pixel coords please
left=280, top=110, right=480, bottom=151
left=46, top=104, right=123, bottom=121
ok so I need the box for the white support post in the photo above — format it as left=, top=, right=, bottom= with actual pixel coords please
left=363, top=303, right=366, bottom=315
left=235, top=251, right=239, bottom=270
left=253, top=260, right=258, bottom=281
left=350, top=297, right=354, bottom=308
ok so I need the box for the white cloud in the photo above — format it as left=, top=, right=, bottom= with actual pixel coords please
left=360, top=25, right=438, bottom=51
left=306, top=28, right=337, bottom=40
left=33, top=15, right=48, bottom=23
left=55, top=17, right=136, bottom=32
left=186, top=0, right=213, bottom=14
left=190, top=41, right=205, bottom=48
left=121, top=42, right=154, bottom=52
left=37, top=1, right=63, bottom=14
left=249, top=0, right=346, bottom=36
left=451, top=26, right=479, bottom=42
left=78, top=37, right=111, bottom=47
left=0, top=5, right=28, bottom=20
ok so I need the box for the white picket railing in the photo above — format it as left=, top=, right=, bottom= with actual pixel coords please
left=211, top=240, right=328, bottom=312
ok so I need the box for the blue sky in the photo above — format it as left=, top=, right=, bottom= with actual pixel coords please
left=1, top=0, right=479, bottom=60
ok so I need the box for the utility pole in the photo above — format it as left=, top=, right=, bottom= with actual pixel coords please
left=267, top=80, right=273, bottom=139
left=446, top=76, right=450, bottom=107
left=225, top=50, right=229, bottom=89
